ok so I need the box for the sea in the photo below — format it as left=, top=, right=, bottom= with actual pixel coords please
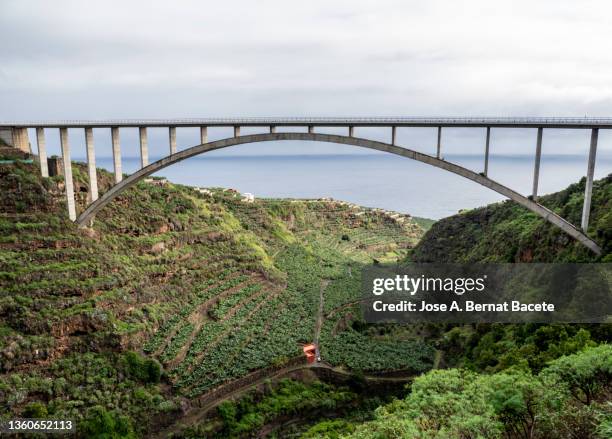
left=81, top=153, right=611, bottom=220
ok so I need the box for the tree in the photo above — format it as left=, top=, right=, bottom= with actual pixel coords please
left=79, top=406, right=135, bottom=439
left=347, top=370, right=503, bottom=438
left=480, top=371, right=563, bottom=439
left=542, top=344, right=612, bottom=405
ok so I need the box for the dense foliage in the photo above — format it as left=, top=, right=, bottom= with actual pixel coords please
left=440, top=323, right=611, bottom=372
left=179, top=379, right=359, bottom=438
left=0, top=352, right=177, bottom=437
left=343, top=345, right=612, bottom=439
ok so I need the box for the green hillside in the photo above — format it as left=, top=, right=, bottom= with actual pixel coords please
left=411, top=174, right=612, bottom=263
left=1, top=158, right=610, bottom=438
left=0, top=160, right=431, bottom=436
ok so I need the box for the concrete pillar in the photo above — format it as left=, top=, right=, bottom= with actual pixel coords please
left=139, top=127, right=148, bottom=168
left=308, top=125, right=314, bottom=134
left=436, top=127, right=442, bottom=159
left=111, top=127, right=122, bottom=183
left=234, top=126, right=240, bottom=137
left=85, top=127, right=98, bottom=203
left=11, top=128, right=31, bottom=154
left=484, top=127, right=491, bottom=177
left=532, top=127, right=543, bottom=199
left=391, top=126, right=397, bottom=146
left=36, top=128, right=49, bottom=177
left=169, top=126, right=177, bottom=154
left=270, top=126, right=276, bottom=134
left=581, top=128, right=599, bottom=231
left=348, top=126, right=354, bottom=137
left=59, top=128, right=77, bottom=221
left=22, top=128, right=31, bottom=153
left=200, top=126, right=208, bottom=144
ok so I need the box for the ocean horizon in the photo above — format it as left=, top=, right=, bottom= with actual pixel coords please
left=73, top=153, right=612, bottom=220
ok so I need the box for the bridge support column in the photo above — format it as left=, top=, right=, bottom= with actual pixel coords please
left=139, top=127, right=148, bottom=167
left=532, top=127, right=543, bottom=199
left=85, top=127, right=98, bottom=202
left=111, top=127, right=122, bottom=183
left=74, top=131, right=603, bottom=254
left=59, top=128, right=76, bottom=221
left=11, top=128, right=31, bottom=154
left=36, top=128, right=49, bottom=177
left=169, top=126, right=177, bottom=154
left=484, top=127, right=490, bottom=176
left=270, top=126, right=276, bottom=134
left=348, top=126, right=354, bottom=137
left=581, top=128, right=599, bottom=232
left=391, top=126, right=396, bottom=146
left=436, top=127, right=442, bottom=159
left=234, top=126, right=240, bottom=137
left=200, top=126, right=207, bottom=144
left=308, top=126, right=314, bottom=134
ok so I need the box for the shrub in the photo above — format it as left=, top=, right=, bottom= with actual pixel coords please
left=79, top=406, right=135, bottom=439
left=157, top=400, right=177, bottom=413
left=122, top=352, right=161, bottom=384
left=302, top=419, right=355, bottom=438
left=217, top=401, right=238, bottom=433
left=596, top=403, right=612, bottom=438
left=22, top=401, right=47, bottom=418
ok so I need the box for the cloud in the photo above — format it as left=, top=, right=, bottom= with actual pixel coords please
left=0, top=0, right=611, bottom=155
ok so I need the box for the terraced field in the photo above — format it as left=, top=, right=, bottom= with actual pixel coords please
left=149, top=244, right=329, bottom=397
left=0, top=162, right=435, bottom=434
left=114, top=191, right=433, bottom=397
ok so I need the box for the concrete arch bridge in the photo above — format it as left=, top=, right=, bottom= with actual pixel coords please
left=1, top=117, right=609, bottom=255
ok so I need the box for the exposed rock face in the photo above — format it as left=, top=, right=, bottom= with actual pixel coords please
left=151, top=242, right=166, bottom=254
left=156, top=223, right=169, bottom=234
left=50, top=313, right=108, bottom=338
left=206, top=231, right=225, bottom=241
left=80, top=227, right=99, bottom=240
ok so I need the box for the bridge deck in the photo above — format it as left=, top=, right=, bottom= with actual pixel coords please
left=2, top=117, right=612, bottom=129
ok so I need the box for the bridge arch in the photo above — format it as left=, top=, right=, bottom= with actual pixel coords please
left=76, top=132, right=602, bottom=255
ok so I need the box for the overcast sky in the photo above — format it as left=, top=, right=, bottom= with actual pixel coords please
left=1, top=0, right=611, bottom=157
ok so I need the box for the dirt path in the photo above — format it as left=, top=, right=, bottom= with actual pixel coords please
left=314, top=279, right=329, bottom=358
